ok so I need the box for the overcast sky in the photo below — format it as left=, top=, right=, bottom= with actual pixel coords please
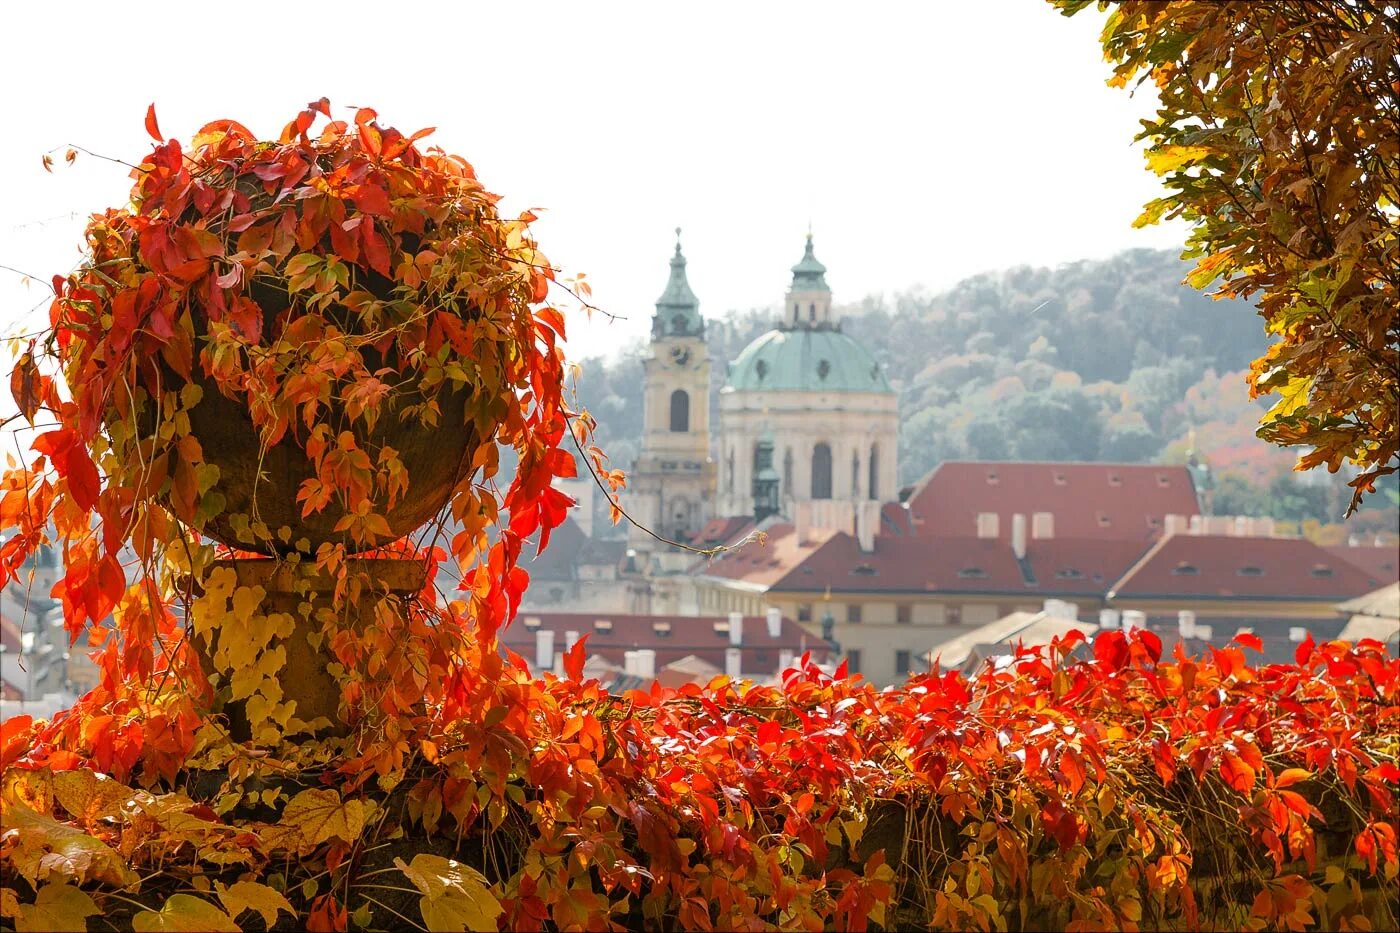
left=0, top=1, right=1188, bottom=364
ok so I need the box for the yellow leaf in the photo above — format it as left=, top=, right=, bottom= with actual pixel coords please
left=1264, top=375, right=1313, bottom=423
left=280, top=789, right=368, bottom=854
left=1145, top=145, right=1213, bottom=174
left=217, top=880, right=294, bottom=928
left=0, top=802, right=138, bottom=888
left=132, top=894, right=240, bottom=932
left=395, top=854, right=502, bottom=932
left=13, top=883, right=100, bottom=933
left=52, top=769, right=134, bottom=825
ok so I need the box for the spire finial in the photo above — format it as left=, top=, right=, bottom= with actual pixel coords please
left=674, top=226, right=683, bottom=255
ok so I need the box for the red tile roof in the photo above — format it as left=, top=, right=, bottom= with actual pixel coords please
left=753, top=533, right=1150, bottom=597
left=1109, top=534, right=1378, bottom=601
left=500, top=611, right=831, bottom=678
left=695, top=523, right=840, bottom=588
left=1325, top=545, right=1399, bottom=586
left=693, top=516, right=756, bottom=548
left=906, top=461, right=1200, bottom=540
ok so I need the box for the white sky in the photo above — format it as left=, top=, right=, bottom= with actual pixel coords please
left=0, top=1, right=1187, bottom=364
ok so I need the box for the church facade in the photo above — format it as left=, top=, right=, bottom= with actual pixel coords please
left=626, top=231, right=897, bottom=585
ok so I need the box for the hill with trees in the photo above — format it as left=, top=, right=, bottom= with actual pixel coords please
left=573, top=248, right=1396, bottom=534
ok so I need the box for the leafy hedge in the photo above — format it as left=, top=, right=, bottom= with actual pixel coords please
left=3, top=627, right=1396, bottom=931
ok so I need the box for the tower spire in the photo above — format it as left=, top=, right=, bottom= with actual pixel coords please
left=654, top=227, right=702, bottom=337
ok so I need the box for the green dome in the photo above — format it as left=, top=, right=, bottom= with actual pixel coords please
left=725, top=328, right=892, bottom=393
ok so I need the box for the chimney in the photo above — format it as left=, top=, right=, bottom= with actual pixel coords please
left=856, top=500, right=878, bottom=553
left=564, top=630, right=580, bottom=654
left=1258, top=517, right=1275, bottom=538
left=1189, top=514, right=1204, bottom=534
left=1099, top=608, right=1121, bottom=630
left=1289, top=626, right=1308, bottom=643
left=725, top=647, right=743, bottom=679
left=1232, top=516, right=1250, bottom=537
left=976, top=512, right=999, bottom=539
left=1164, top=514, right=1188, bottom=536
left=766, top=607, right=782, bottom=639
left=1011, top=513, right=1027, bottom=560
left=1121, top=610, right=1146, bottom=632
left=778, top=648, right=794, bottom=672
left=1177, top=610, right=1196, bottom=639
left=623, top=650, right=639, bottom=677
left=634, top=649, right=656, bottom=680
left=1194, top=624, right=1213, bottom=641
left=1063, top=601, right=1079, bottom=621
left=1043, top=598, right=1065, bottom=619
left=1031, top=511, right=1054, bottom=540
left=728, top=611, right=743, bottom=646
left=534, top=629, right=555, bottom=671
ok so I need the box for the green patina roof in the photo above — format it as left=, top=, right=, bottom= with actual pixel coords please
left=789, top=233, right=829, bottom=292
left=653, top=230, right=703, bottom=338
left=725, top=328, right=892, bottom=393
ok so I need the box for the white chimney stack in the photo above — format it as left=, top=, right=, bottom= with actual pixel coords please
left=1164, top=514, right=1187, bottom=537
left=1177, top=610, right=1197, bottom=639
left=1289, top=626, right=1308, bottom=643
left=728, top=611, right=743, bottom=646
left=1121, top=610, right=1146, bottom=633
left=564, top=630, right=580, bottom=652
left=534, top=629, right=555, bottom=671
left=623, top=650, right=639, bottom=676
left=976, top=512, right=999, bottom=539
left=1194, top=624, right=1213, bottom=641
left=1099, top=608, right=1121, bottom=630
left=766, top=607, right=782, bottom=639
left=1011, top=513, right=1027, bottom=560
left=778, top=649, right=794, bottom=673
left=725, top=647, right=743, bottom=679
left=634, top=649, right=656, bottom=680
left=1031, top=511, right=1054, bottom=540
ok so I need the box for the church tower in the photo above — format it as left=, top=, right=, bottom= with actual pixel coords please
left=627, top=230, right=716, bottom=551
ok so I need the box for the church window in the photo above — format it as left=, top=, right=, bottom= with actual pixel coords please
left=817, top=359, right=831, bottom=380
left=671, top=313, right=688, bottom=334
left=726, top=448, right=735, bottom=493
left=852, top=450, right=860, bottom=497
left=793, top=302, right=800, bottom=323
left=811, top=443, right=833, bottom=500
left=808, top=303, right=816, bottom=321
left=868, top=445, right=879, bottom=499
left=669, top=390, right=689, bottom=432
left=783, top=448, right=793, bottom=498
left=755, top=359, right=768, bottom=381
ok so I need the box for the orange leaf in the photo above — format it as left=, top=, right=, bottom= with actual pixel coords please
left=144, top=103, right=162, bottom=142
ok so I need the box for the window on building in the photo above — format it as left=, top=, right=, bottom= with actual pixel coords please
left=851, top=450, right=860, bottom=497
left=808, top=303, right=816, bottom=321
left=783, top=449, right=794, bottom=498
left=669, top=389, right=689, bottom=432
left=1310, top=565, right=1334, bottom=578
left=945, top=605, right=962, bottom=626
left=846, top=604, right=863, bottom=623
left=869, top=445, right=879, bottom=499
left=797, top=603, right=812, bottom=622
left=793, top=302, right=800, bottom=323
left=845, top=649, right=862, bottom=673
left=811, top=443, right=833, bottom=499
left=896, top=604, right=912, bottom=625
left=1172, top=563, right=1200, bottom=576
left=896, top=649, right=912, bottom=676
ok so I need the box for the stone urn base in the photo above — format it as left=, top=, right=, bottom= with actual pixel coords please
left=193, top=557, right=427, bottom=739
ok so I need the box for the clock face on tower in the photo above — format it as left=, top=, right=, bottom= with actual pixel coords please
left=669, top=345, right=692, bottom=368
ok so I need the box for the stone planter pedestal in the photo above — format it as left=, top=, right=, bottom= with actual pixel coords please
left=193, top=557, right=427, bottom=739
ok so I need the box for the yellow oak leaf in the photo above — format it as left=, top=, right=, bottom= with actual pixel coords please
left=216, top=880, right=294, bottom=928
left=280, top=788, right=368, bottom=854
left=0, top=801, right=137, bottom=888
left=132, top=894, right=239, bottom=932
left=396, top=854, right=502, bottom=932
left=12, top=883, right=100, bottom=933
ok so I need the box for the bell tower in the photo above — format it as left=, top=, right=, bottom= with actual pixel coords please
left=627, top=230, right=716, bottom=551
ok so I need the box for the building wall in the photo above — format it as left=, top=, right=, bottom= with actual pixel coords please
left=716, top=389, right=898, bottom=519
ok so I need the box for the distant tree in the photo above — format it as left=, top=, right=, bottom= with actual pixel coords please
left=1058, top=0, right=1399, bottom=514
left=1100, top=422, right=1161, bottom=462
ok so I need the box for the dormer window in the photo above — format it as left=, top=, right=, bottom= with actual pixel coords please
left=958, top=567, right=988, bottom=579
left=817, top=359, right=831, bottom=380
left=1053, top=472, right=1067, bottom=485
left=1172, top=563, right=1199, bottom=576
left=523, top=616, right=542, bottom=630
left=1156, top=474, right=1171, bottom=487
left=652, top=621, right=672, bottom=637
left=1237, top=566, right=1264, bottom=577
left=593, top=619, right=614, bottom=633
left=1056, top=568, right=1084, bottom=580
left=986, top=471, right=999, bottom=486
left=1310, top=565, right=1333, bottom=578
left=755, top=360, right=769, bottom=380
left=851, top=564, right=877, bottom=576
left=1108, top=473, right=1123, bottom=486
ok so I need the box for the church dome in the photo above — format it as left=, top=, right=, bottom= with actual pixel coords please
left=725, top=328, right=892, bottom=393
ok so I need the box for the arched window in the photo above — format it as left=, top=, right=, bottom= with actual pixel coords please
left=868, top=445, right=879, bottom=499
left=783, top=448, right=794, bottom=498
left=726, top=447, right=735, bottom=493
left=811, top=443, right=833, bottom=500
left=851, top=450, right=860, bottom=497
left=808, top=303, right=816, bottom=322
left=669, top=389, right=689, bottom=432
left=792, top=302, right=800, bottom=323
